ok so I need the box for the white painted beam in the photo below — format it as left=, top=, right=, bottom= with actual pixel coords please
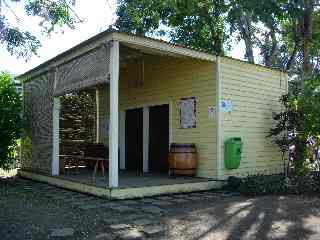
left=108, top=40, right=119, bottom=188
left=143, top=107, right=149, bottom=173
left=52, top=97, right=60, bottom=176
left=113, top=32, right=216, bottom=62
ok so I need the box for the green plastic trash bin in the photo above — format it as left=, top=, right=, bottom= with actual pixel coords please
left=224, top=138, right=243, bottom=169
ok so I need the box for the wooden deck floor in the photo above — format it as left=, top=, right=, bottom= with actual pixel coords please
left=19, top=169, right=223, bottom=199
left=59, top=167, right=212, bottom=189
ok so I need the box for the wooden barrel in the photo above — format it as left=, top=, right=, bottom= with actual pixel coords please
left=168, top=143, right=197, bottom=176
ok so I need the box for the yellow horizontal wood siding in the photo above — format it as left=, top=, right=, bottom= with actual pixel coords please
left=220, top=57, right=288, bottom=178
left=119, top=56, right=217, bottom=178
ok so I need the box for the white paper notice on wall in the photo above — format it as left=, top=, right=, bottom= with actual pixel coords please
left=180, top=97, right=196, bottom=128
left=220, top=100, right=233, bottom=113
left=208, top=106, right=215, bottom=120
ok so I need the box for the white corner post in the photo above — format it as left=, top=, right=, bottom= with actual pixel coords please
left=95, top=88, right=100, bottom=143
left=143, top=107, right=149, bottom=173
left=52, top=97, right=60, bottom=176
left=108, top=40, right=119, bottom=188
left=215, top=56, right=224, bottom=180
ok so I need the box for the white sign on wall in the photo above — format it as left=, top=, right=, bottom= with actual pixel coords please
left=180, top=97, right=196, bottom=128
left=220, top=100, right=233, bottom=113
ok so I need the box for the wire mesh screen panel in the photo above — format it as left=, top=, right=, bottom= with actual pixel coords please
left=21, top=72, right=55, bottom=174
left=54, top=45, right=110, bottom=96
left=59, top=90, right=96, bottom=143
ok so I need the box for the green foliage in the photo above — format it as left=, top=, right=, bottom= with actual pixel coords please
left=0, top=16, right=41, bottom=59
left=115, top=0, right=228, bottom=55
left=0, top=72, right=22, bottom=170
left=290, top=173, right=320, bottom=194
left=25, top=0, right=77, bottom=33
left=299, top=76, right=320, bottom=136
left=115, top=0, right=320, bottom=76
left=116, top=0, right=169, bottom=36
left=1, top=0, right=80, bottom=59
left=225, top=176, right=242, bottom=191
left=237, top=173, right=320, bottom=196
left=238, top=174, right=287, bottom=196
left=279, top=0, right=319, bottom=77
left=168, top=0, right=228, bottom=55
left=269, top=74, right=320, bottom=175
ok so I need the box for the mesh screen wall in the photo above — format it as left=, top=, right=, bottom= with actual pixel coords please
left=21, top=44, right=110, bottom=174
left=22, top=72, right=55, bottom=174
left=54, top=45, right=109, bottom=96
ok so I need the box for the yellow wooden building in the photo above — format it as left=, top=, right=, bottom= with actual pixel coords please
left=18, top=31, right=288, bottom=199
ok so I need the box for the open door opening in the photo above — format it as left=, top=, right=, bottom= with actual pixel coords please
left=125, top=108, right=143, bottom=172
left=149, top=104, right=169, bottom=173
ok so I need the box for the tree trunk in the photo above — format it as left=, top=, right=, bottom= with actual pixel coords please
left=264, top=25, right=278, bottom=67
left=286, top=21, right=300, bottom=71
left=239, top=15, right=254, bottom=63
left=286, top=43, right=298, bottom=71
left=300, top=0, right=314, bottom=79
left=243, top=34, right=254, bottom=63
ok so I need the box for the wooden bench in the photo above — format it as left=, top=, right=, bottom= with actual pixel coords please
left=83, top=143, right=109, bottom=180
left=59, top=142, right=84, bottom=174
left=59, top=142, right=108, bottom=180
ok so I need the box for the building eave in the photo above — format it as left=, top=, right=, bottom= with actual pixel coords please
left=17, top=30, right=216, bottom=82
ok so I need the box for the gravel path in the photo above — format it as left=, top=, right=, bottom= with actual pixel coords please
left=1, top=177, right=320, bottom=240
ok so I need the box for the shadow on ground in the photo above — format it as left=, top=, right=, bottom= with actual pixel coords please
left=165, top=194, right=320, bottom=240
left=1, top=175, right=320, bottom=240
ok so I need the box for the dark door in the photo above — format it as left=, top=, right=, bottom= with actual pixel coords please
left=125, top=108, right=143, bottom=171
left=149, top=105, right=169, bottom=173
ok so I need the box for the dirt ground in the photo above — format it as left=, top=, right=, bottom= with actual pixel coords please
left=1, top=176, right=320, bottom=240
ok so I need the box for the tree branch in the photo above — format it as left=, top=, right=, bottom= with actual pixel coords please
left=286, top=42, right=298, bottom=71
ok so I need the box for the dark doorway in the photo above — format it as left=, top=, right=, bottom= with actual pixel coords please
left=149, top=104, right=170, bottom=173
left=125, top=108, right=143, bottom=171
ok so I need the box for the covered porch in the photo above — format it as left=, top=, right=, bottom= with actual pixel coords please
left=23, top=31, right=221, bottom=198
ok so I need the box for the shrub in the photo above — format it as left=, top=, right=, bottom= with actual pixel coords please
left=268, top=75, right=320, bottom=176
left=236, top=173, right=320, bottom=196
left=289, top=173, right=320, bottom=194
left=225, top=176, right=242, bottom=191
left=0, top=72, right=22, bottom=170
left=238, top=174, right=288, bottom=196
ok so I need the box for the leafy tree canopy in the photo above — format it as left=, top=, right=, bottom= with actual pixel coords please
left=1, top=0, right=319, bottom=79
left=115, top=0, right=320, bottom=78
left=116, top=0, right=228, bottom=55
left=0, top=0, right=81, bottom=59
left=269, top=74, right=320, bottom=175
left=0, top=71, right=22, bottom=170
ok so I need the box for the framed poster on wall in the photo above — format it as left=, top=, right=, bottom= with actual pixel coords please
left=179, top=97, right=196, bottom=128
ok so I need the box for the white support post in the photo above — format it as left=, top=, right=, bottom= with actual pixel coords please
left=108, top=40, right=119, bottom=188
left=215, top=56, right=224, bottom=180
left=52, top=97, right=60, bottom=176
left=95, top=88, right=100, bottom=143
left=143, top=107, right=149, bottom=173
left=119, top=110, right=126, bottom=170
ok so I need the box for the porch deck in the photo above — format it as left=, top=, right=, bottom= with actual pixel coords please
left=19, top=168, right=223, bottom=200
left=59, top=168, right=212, bottom=189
